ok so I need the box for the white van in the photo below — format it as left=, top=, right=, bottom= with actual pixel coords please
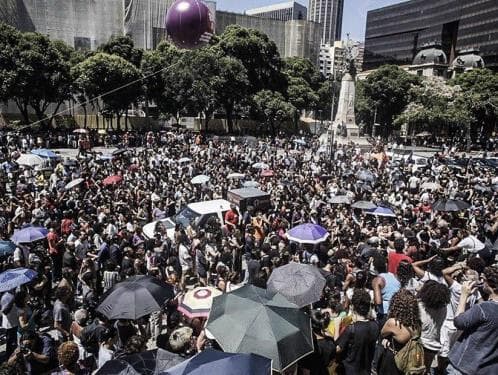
left=142, top=199, right=232, bottom=240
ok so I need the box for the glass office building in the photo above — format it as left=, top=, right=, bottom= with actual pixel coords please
left=363, top=0, right=498, bottom=71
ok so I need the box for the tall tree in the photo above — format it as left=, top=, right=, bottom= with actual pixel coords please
left=450, top=69, right=498, bottom=140
left=252, top=90, right=295, bottom=135
left=214, top=56, right=249, bottom=133
left=0, top=23, right=21, bottom=105
left=217, top=25, right=286, bottom=94
left=99, top=35, right=143, bottom=67
left=9, top=32, right=72, bottom=126
left=355, top=65, right=420, bottom=137
left=286, top=76, right=318, bottom=131
left=72, top=53, right=143, bottom=129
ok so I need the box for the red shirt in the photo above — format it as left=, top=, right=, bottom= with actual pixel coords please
left=224, top=210, right=238, bottom=231
left=47, top=231, right=59, bottom=255
left=388, top=252, right=412, bottom=275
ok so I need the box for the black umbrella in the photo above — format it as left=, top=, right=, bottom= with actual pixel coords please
left=112, top=148, right=129, bottom=156
left=96, top=349, right=183, bottom=375
left=97, top=275, right=174, bottom=320
left=206, top=285, right=313, bottom=372
left=432, top=199, right=471, bottom=212
left=267, top=262, right=326, bottom=307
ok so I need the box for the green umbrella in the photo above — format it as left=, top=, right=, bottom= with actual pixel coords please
left=206, top=285, right=313, bottom=372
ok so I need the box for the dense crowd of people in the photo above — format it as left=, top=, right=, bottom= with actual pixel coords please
left=0, top=128, right=497, bottom=375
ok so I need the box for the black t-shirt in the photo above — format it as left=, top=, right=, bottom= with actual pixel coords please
left=299, top=336, right=336, bottom=375
left=62, top=251, right=77, bottom=269
left=337, top=321, right=379, bottom=375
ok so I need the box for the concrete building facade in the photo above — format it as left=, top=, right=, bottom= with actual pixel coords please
left=308, top=0, right=343, bottom=44
left=364, top=0, right=498, bottom=71
left=246, top=1, right=307, bottom=21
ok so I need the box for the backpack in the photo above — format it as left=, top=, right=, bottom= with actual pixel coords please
left=394, top=329, right=425, bottom=375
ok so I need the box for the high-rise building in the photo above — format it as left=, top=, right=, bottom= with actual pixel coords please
left=363, top=0, right=498, bottom=71
left=319, top=40, right=363, bottom=78
left=246, top=1, right=307, bottom=21
left=308, top=0, right=343, bottom=44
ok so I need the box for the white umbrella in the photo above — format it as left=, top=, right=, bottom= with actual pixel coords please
left=227, top=173, right=245, bottom=179
left=252, top=162, right=269, bottom=170
left=73, top=128, right=88, bottom=134
left=293, top=139, right=306, bottom=146
left=420, top=182, right=442, bottom=191
left=329, top=195, right=351, bottom=204
left=191, top=175, right=210, bottom=184
left=16, top=154, right=45, bottom=167
left=65, top=178, right=84, bottom=190
left=178, top=157, right=191, bottom=164
left=243, top=181, right=260, bottom=188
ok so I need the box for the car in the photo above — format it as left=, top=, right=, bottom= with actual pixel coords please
left=142, top=199, right=232, bottom=240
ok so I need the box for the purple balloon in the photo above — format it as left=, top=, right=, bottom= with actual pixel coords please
left=165, top=0, right=214, bottom=49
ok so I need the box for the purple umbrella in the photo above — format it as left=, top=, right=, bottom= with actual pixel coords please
left=287, top=223, right=329, bottom=244
left=10, top=226, right=48, bottom=244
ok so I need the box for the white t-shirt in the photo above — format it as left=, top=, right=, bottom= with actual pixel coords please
left=457, top=235, right=485, bottom=253
left=419, top=302, right=447, bottom=351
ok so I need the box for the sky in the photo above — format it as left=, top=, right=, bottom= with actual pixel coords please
left=214, top=0, right=405, bottom=41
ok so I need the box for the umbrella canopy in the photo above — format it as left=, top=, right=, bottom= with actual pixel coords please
left=191, top=175, right=210, bottom=184
left=0, top=268, right=38, bottom=292
left=178, top=157, right=191, bottom=164
left=0, top=241, right=16, bottom=258
left=287, top=223, right=329, bottom=244
left=267, top=262, right=326, bottom=308
left=328, top=195, right=351, bottom=204
left=178, top=287, right=222, bottom=318
left=366, top=206, right=397, bottom=218
left=30, top=148, right=59, bottom=159
left=97, top=275, right=174, bottom=320
left=351, top=201, right=377, bottom=210
left=65, top=178, right=85, bottom=190
left=206, top=285, right=313, bottom=372
left=242, top=181, right=260, bottom=188
left=433, top=199, right=470, bottom=212
left=252, top=162, right=269, bottom=170
left=10, top=226, right=48, bottom=244
left=162, top=349, right=271, bottom=375
left=416, top=131, right=432, bottom=137
left=73, top=128, right=88, bottom=134
left=293, top=139, right=306, bottom=145
left=63, top=159, right=79, bottom=167
left=356, top=169, right=376, bottom=182
left=16, top=153, right=45, bottom=167
left=227, top=172, right=245, bottom=179
left=420, top=182, right=442, bottom=191
left=96, top=349, right=183, bottom=375
left=474, top=184, right=491, bottom=193
left=112, top=148, right=129, bottom=156
left=103, top=175, right=123, bottom=186
left=261, top=169, right=274, bottom=177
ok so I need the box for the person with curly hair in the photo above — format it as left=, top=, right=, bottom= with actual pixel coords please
left=52, top=341, right=88, bottom=374
left=376, top=289, right=421, bottom=375
left=418, top=280, right=450, bottom=374
left=447, top=266, right=498, bottom=375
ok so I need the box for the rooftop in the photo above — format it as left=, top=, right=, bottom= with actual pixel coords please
left=246, top=1, right=302, bottom=15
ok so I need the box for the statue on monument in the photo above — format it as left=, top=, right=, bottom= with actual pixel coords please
left=332, top=35, right=361, bottom=140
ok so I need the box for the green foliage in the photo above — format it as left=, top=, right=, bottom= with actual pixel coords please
left=356, top=65, right=420, bottom=135
left=450, top=68, right=498, bottom=138
left=72, top=52, right=143, bottom=119
left=218, top=25, right=286, bottom=94
left=99, top=35, right=143, bottom=67
left=11, top=32, right=72, bottom=125
left=252, top=90, right=295, bottom=134
left=394, top=77, right=471, bottom=135
left=0, top=22, right=21, bottom=103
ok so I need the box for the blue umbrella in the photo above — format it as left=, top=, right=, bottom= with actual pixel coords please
left=367, top=206, right=397, bottom=218
left=287, top=223, right=329, bottom=244
left=10, top=226, right=48, bottom=244
left=30, top=148, right=59, bottom=159
left=0, top=268, right=38, bottom=292
left=161, top=349, right=271, bottom=375
left=0, top=240, right=16, bottom=257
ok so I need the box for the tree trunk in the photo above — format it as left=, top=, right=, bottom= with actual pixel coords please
left=82, top=104, right=87, bottom=128
left=125, top=111, right=129, bottom=131
left=225, top=103, right=234, bottom=134
left=294, top=110, right=299, bottom=133
left=15, top=100, right=30, bottom=125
